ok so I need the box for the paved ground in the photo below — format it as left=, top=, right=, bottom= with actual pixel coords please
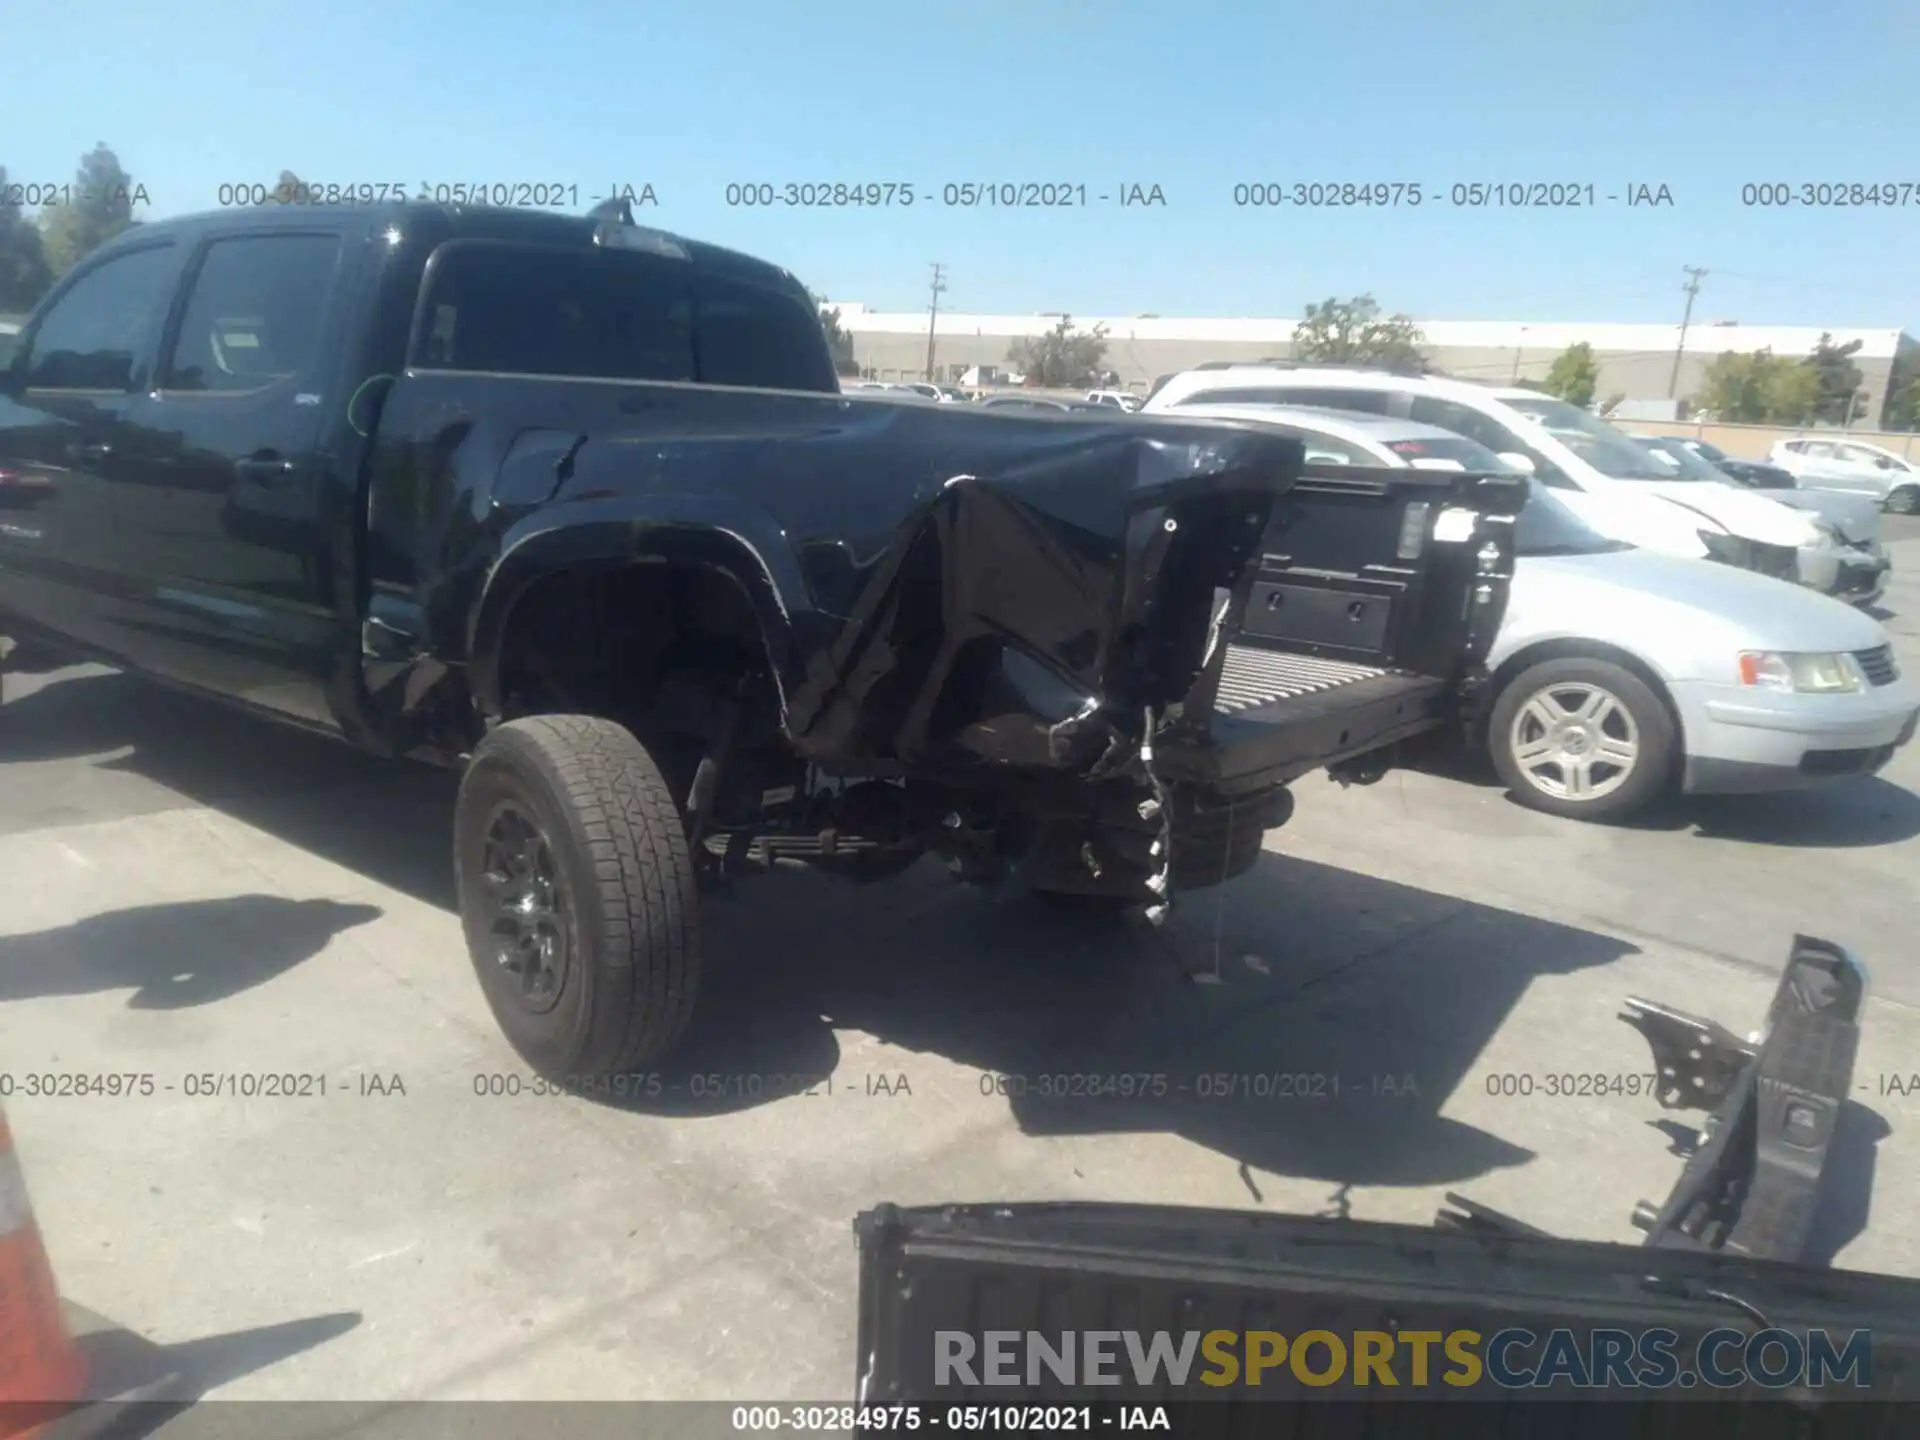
left=2, top=524, right=1918, bottom=1407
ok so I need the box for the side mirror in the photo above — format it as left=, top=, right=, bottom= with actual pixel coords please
left=1495, top=452, right=1537, bottom=475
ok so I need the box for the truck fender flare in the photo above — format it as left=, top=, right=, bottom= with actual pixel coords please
left=467, top=501, right=804, bottom=722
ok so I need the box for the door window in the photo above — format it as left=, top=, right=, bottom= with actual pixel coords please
left=1799, top=441, right=1837, bottom=458
left=1837, top=443, right=1901, bottom=470
left=162, top=234, right=343, bottom=392
left=1182, top=385, right=1393, bottom=414
left=21, top=244, right=177, bottom=392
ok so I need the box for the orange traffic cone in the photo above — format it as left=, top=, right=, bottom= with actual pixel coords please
left=0, top=1106, right=87, bottom=1439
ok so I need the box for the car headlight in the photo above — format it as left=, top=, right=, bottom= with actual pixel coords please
left=1738, top=651, right=1868, bottom=694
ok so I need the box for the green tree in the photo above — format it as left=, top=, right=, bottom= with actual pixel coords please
left=1803, top=332, right=1865, bottom=424
left=1006, top=315, right=1109, bottom=387
left=812, top=294, right=858, bottom=375
left=1291, top=295, right=1426, bottom=369
left=0, top=166, right=53, bottom=312
left=1695, top=348, right=1821, bottom=424
left=1541, top=341, right=1600, bottom=408
left=38, top=144, right=140, bottom=277
left=1882, top=349, right=1920, bottom=431
left=1765, top=359, right=1822, bottom=426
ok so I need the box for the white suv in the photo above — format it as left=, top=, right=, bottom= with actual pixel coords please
left=1770, top=437, right=1920, bottom=515
left=1141, top=365, right=1888, bottom=603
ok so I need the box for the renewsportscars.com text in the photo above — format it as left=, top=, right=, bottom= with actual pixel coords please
left=935, top=1327, right=1873, bottom=1391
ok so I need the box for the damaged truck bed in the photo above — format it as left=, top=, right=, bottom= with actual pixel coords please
left=0, top=198, right=1524, bottom=1075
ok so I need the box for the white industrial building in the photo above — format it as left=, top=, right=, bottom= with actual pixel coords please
left=824, top=304, right=1918, bottom=421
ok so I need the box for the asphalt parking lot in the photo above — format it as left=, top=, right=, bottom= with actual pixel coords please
left=3, top=520, right=1919, bottom=1407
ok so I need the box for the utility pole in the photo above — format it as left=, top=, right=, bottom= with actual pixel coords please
left=924, top=263, right=947, bottom=382
left=1668, top=266, right=1707, bottom=399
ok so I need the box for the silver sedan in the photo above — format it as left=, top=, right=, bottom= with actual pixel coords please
left=1487, top=485, right=1916, bottom=818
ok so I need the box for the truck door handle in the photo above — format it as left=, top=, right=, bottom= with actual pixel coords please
left=235, top=453, right=297, bottom=482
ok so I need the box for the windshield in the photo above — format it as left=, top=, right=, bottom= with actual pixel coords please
left=1688, top=439, right=1729, bottom=463
left=1633, top=437, right=1723, bottom=482
left=1501, top=395, right=1679, bottom=480
left=1514, top=478, right=1631, bottom=557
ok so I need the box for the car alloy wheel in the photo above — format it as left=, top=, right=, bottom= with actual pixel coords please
left=1506, top=681, right=1641, bottom=803
left=478, top=802, right=571, bottom=1015
left=1887, top=486, right=1919, bottom=516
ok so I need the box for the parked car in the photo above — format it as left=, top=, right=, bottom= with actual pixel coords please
left=1142, top=365, right=1871, bottom=603
left=0, top=200, right=1524, bottom=1076
left=979, top=395, right=1107, bottom=413
left=1085, top=389, right=1141, bottom=412
left=1631, top=435, right=1886, bottom=607
left=1166, top=404, right=1918, bottom=819
left=1166, top=403, right=1512, bottom=473
left=1770, top=437, right=1920, bottom=515
left=892, top=381, right=964, bottom=403
left=1667, top=437, right=1798, bottom=491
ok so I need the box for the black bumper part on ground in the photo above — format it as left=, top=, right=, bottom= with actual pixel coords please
left=1443, top=932, right=1867, bottom=1263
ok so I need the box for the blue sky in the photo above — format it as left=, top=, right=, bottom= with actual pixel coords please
left=12, top=0, right=1920, bottom=327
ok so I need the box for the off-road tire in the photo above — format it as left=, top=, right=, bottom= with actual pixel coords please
left=454, top=715, right=699, bottom=1077
left=1489, top=657, right=1676, bottom=821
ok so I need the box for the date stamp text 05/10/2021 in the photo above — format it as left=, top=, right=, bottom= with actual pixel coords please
left=211, top=181, right=659, bottom=209
left=0, top=1071, right=405, bottom=1099
left=1229, top=181, right=1675, bottom=209
left=722, top=182, right=1167, bottom=209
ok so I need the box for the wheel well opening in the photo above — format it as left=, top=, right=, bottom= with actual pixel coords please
left=494, top=561, right=782, bottom=758
left=1482, top=639, right=1685, bottom=771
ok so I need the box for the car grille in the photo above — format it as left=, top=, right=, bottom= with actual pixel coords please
left=1214, top=644, right=1393, bottom=714
left=1854, top=645, right=1899, bottom=687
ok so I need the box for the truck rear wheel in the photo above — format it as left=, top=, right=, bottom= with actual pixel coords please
left=454, top=715, right=700, bottom=1077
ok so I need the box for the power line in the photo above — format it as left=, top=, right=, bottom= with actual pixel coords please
left=924, top=263, right=947, bottom=381
left=1668, top=266, right=1707, bottom=398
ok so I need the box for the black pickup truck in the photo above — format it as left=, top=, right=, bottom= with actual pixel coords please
left=0, top=200, right=1523, bottom=1076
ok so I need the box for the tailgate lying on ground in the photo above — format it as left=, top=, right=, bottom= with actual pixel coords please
left=854, top=934, right=1903, bottom=1423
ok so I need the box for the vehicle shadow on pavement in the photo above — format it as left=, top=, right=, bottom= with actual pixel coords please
left=611, top=855, right=1642, bottom=1195
left=1663, top=784, right=1920, bottom=848
left=1413, top=746, right=1920, bottom=849
left=0, top=896, right=382, bottom=1007
left=0, top=669, right=461, bottom=903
